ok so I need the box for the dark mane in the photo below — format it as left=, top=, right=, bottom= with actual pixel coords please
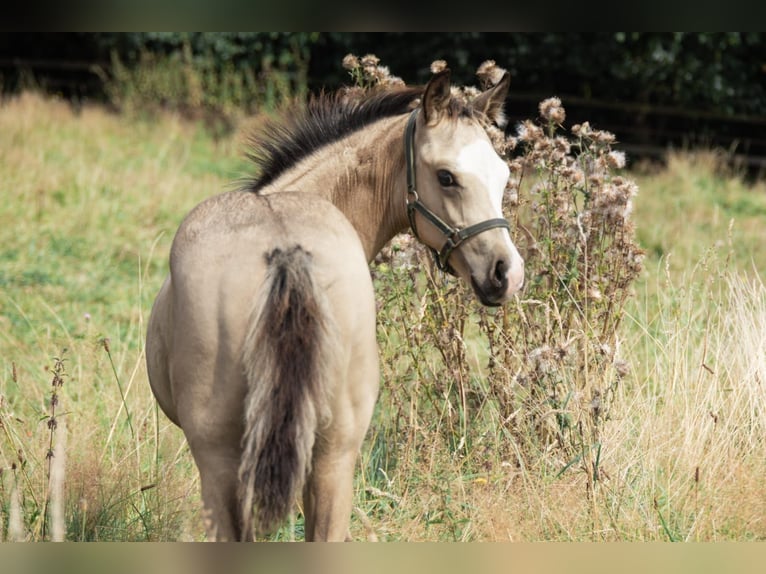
left=244, top=86, right=425, bottom=192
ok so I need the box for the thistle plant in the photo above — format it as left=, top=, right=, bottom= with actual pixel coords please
left=353, top=55, right=643, bottom=480
left=488, top=92, right=644, bottom=471
left=45, top=352, right=67, bottom=474
left=342, top=53, right=405, bottom=95
left=44, top=350, right=68, bottom=540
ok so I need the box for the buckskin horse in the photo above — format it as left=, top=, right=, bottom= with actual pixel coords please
left=146, top=67, right=524, bottom=541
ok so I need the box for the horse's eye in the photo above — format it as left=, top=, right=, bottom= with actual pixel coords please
left=437, top=170, right=456, bottom=187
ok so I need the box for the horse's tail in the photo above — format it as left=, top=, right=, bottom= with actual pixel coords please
left=238, top=246, right=334, bottom=540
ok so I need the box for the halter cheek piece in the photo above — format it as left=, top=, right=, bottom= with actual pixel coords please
left=404, top=108, right=511, bottom=276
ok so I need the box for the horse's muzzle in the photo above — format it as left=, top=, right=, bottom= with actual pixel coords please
left=471, top=256, right=525, bottom=307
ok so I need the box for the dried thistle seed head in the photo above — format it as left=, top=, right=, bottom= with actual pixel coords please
left=485, top=125, right=510, bottom=156
left=528, top=345, right=556, bottom=375
left=572, top=121, right=591, bottom=137
left=628, top=251, right=645, bottom=273
left=554, top=344, right=571, bottom=360
left=360, top=54, right=380, bottom=68
left=559, top=164, right=585, bottom=184
left=476, top=60, right=507, bottom=89
left=606, top=150, right=626, bottom=169
left=617, top=177, right=639, bottom=198
left=430, top=59, right=448, bottom=74
left=383, top=74, right=405, bottom=87
left=516, top=120, right=543, bottom=143
left=539, top=97, right=566, bottom=124
left=339, top=86, right=365, bottom=103
left=460, top=85, right=481, bottom=100
left=553, top=137, right=571, bottom=155
left=590, top=394, right=602, bottom=416
left=595, top=130, right=616, bottom=144
left=587, top=287, right=603, bottom=301
left=342, top=53, right=360, bottom=71
left=507, top=158, right=524, bottom=181
left=613, top=359, right=630, bottom=378
left=588, top=173, right=604, bottom=187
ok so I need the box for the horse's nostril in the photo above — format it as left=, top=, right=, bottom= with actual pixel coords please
left=493, top=259, right=507, bottom=286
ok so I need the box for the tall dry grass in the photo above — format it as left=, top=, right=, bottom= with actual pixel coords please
left=359, top=249, right=766, bottom=541
left=0, top=92, right=229, bottom=540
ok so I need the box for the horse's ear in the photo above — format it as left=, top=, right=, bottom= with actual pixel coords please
left=422, top=69, right=452, bottom=125
left=472, top=71, right=510, bottom=127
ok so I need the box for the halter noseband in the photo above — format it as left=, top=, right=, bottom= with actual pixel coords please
left=404, top=108, right=511, bottom=276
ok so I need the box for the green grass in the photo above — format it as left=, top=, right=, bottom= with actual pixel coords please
left=1, top=92, right=765, bottom=541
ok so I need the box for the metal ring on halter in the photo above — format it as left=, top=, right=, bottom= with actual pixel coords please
left=403, top=108, right=511, bottom=276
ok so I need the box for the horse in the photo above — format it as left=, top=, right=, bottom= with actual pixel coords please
left=145, top=67, right=525, bottom=541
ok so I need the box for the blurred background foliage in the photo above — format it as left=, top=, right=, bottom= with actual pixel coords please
left=1, top=32, right=765, bottom=168
left=2, top=33, right=764, bottom=113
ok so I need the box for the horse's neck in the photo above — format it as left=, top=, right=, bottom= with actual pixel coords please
left=263, top=115, right=409, bottom=261
left=329, top=116, right=411, bottom=260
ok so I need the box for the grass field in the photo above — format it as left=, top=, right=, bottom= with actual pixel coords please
left=1, top=92, right=765, bottom=541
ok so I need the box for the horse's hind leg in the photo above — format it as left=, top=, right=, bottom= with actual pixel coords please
left=191, top=443, right=244, bottom=541
left=303, top=443, right=359, bottom=541
left=303, top=347, right=379, bottom=542
left=173, top=338, right=249, bottom=541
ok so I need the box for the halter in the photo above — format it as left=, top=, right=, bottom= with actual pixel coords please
left=404, top=108, right=511, bottom=276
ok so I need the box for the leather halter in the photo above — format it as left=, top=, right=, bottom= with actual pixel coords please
left=404, top=108, right=511, bottom=276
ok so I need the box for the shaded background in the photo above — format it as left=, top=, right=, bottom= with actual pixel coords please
left=1, top=32, right=765, bottom=172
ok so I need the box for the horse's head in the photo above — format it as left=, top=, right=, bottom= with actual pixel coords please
left=406, top=69, right=524, bottom=306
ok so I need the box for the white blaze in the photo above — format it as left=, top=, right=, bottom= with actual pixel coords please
left=455, top=135, right=524, bottom=298
left=455, top=139, right=510, bottom=216
left=455, top=138, right=522, bottom=284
